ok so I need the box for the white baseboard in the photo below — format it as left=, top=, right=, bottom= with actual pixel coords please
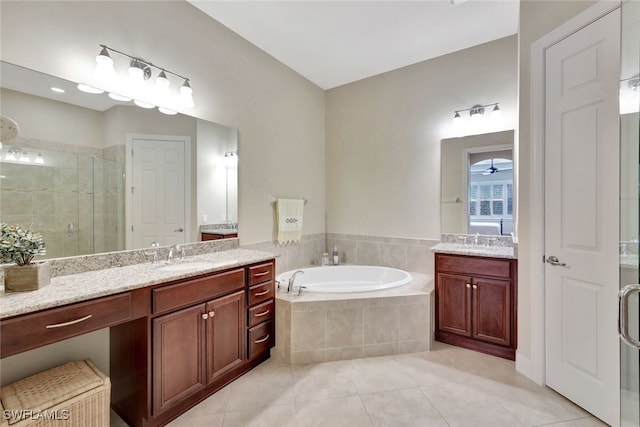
left=516, top=351, right=544, bottom=385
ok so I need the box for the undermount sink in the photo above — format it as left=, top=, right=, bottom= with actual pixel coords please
left=155, top=261, right=218, bottom=272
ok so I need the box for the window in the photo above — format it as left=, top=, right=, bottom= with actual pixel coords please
left=469, top=181, right=513, bottom=219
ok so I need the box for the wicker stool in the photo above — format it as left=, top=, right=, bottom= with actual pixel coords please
left=0, top=359, right=110, bottom=427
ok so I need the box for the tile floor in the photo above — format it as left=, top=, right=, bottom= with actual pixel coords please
left=111, top=343, right=608, bottom=427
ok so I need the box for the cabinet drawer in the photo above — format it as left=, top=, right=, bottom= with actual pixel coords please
left=248, top=281, right=275, bottom=307
left=1, top=293, right=132, bottom=358
left=247, top=299, right=274, bottom=328
left=153, top=269, right=244, bottom=314
left=248, top=320, right=273, bottom=359
left=436, top=254, right=512, bottom=279
left=248, top=262, right=274, bottom=286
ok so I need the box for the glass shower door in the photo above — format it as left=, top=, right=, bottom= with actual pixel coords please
left=619, top=1, right=640, bottom=426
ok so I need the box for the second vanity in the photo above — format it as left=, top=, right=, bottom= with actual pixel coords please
left=431, top=234, right=518, bottom=360
left=0, top=247, right=276, bottom=427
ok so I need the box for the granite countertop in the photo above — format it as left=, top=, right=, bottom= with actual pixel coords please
left=430, top=233, right=517, bottom=259
left=0, top=249, right=275, bottom=319
left=431, top=242, right=516, bottom=259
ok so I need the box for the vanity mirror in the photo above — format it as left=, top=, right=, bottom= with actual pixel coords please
left=440, top=130, right=515, bottom=236
left=0, top=61, right=238, bottom=259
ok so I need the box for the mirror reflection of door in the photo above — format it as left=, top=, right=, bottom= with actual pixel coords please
left=468, top=151, right=513, bottom=236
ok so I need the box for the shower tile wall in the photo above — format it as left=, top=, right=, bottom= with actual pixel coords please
left=0, top=145, right=124, bottom=259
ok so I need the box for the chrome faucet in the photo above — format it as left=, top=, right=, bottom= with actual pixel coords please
left=167, top=244, right=185, bottom=263
left=145, top=242, right=161, bottom=264
left=288, top=270, right=305, bottom=293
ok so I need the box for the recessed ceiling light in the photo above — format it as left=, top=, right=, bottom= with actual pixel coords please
left=50, top=87, right=65, bottom=93
left=77, top=83, right=104, bottom=94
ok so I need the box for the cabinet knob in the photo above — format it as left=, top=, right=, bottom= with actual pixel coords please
left=472, top=285, right=478, bottom=290
left=202, top=313, right=209, bottom=320
left=209, top=311, right=215, bottom=317
left=466, top=283, right=471, bottom=288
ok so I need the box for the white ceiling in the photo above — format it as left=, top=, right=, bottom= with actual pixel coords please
left=188, top=0, right=520, bottom=89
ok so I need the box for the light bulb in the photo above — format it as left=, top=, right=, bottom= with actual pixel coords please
left=19, top=151, right=30, bottom=162
left=156, top=70, right=170, bottom=90
left=128, top=63, right=145, bottom=84
left=491, top=104, right=502, bottom=119
left=34, top=153, right=45, bottom=164
left=94, top=46, right=115, bottom=84
left=179, top=79, right=195, bottom=108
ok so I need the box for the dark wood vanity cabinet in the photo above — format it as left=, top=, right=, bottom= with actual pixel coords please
left=435, top=253, right=517, bottom=360
left=110, top=260, right=276, bottom=427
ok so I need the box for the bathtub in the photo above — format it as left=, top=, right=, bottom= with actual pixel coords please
left=274, top=268, right=434, bottom=364
left=276, top=265, right=413, bottom=293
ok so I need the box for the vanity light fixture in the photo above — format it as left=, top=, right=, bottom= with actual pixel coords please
left=34, top=153, right=45, bottom=164
left=81, top=44, right=196, bottom=112
left=451, top=102, right=501, bottom=127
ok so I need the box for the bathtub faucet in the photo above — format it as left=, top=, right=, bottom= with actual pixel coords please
left=288, top=270, right=305, bottom=293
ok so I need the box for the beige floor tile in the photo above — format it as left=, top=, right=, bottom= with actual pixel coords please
left=290, top=358, right=356, bottom=378
left=226, top=379, right=296, bottom=411
left=543, top=417, right=609, bottom=427
left=295, top=396, right=373, bottom=427
left=360, top=388, right=448, bottom=427
left=474, top=374, right=590, bottom=426
left=346, top=356, right=416, bottom=394
left=393, top=353, right=474, bottom=385
left=420, top=381, right=501, bottom=415
left=166, top=412, right=225, bottom=427
left=438, top=404, right=525, bottom=427
left=222, top=405, right=298, bottom=427
left=292, top=372, right=358, bottom=402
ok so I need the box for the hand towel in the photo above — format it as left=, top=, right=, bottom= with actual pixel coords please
left=277, top=198, right=304, bottom=245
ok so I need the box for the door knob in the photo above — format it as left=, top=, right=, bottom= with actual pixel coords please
left=174, top=228, right=184, bottom=232
left=545, top=255, right=567, bottom=267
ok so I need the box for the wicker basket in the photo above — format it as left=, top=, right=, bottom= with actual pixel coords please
left=0, top=359, right=110, bottom=427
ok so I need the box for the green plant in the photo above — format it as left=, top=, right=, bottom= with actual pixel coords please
left=0, top=223, right=46, bottom=266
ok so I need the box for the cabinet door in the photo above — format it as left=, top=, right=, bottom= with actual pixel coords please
left=472, top=277, right=511, bottom=346
left=153, top=304, right=205, bottom=415
left=437, top=273, right=472, bottom=337
left=205, top=290, right=246, bottom=383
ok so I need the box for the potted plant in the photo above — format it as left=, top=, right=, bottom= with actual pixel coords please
left=0, top=223, right=49, bottom=292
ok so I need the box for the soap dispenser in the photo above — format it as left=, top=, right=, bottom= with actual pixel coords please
left=332, top=246, right=339, bottom=265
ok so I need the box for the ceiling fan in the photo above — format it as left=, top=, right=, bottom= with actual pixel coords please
left=482, top=158, right=499, bottom=175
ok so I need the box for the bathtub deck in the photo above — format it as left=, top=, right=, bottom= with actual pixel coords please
left=274, top=273, right=434, bottom=365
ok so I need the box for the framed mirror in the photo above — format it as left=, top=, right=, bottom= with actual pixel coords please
left=440, top=130, right=515, bottom=235
left=0, top=61, right=238, bottom=259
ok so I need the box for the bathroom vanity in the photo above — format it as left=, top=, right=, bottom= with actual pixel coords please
left=432, top=237, right=517, bottom=360
left=0, top=250, right=276, bottom=427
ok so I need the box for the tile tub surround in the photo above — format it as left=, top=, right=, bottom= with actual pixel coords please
left=241, top=233, right=326, bottom=275
left=431, top=233, right=517, bottom=259
left=274, top=274, right=434, bottom=364
left=326, top=234, right=441, bottom=275
left=0, top=247, right=275, bottom=319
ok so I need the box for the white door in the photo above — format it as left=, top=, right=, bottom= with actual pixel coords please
left=544, top=9, right=620, bottom=425
left=131, top=137, right=187, bottom=248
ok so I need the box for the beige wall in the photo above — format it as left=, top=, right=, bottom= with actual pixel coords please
left=325, top=36, right=518, bottom=239
left=1, top=88, right=105, bottom=148
left=0, top=0, right=326, bottom=246
left=517, top=0, right=598, bottom=361
left=0, top=0, right=324, bottom=384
